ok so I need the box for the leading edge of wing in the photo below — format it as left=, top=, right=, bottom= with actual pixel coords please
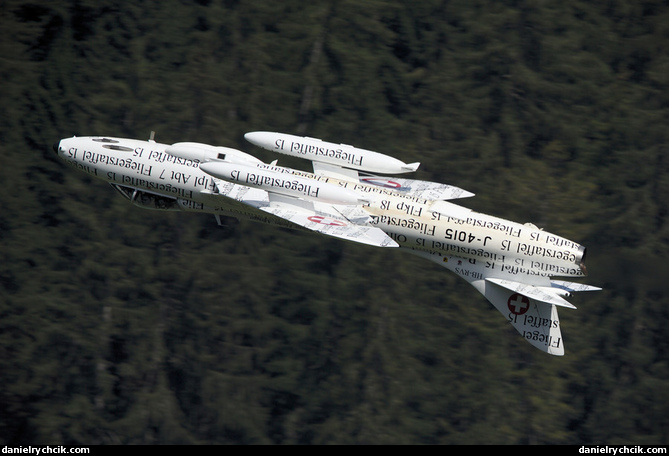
left=259, top=205, right=399, bottom=248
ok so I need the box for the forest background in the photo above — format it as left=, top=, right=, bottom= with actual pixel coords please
left=1, top=0, right=668, bottom=445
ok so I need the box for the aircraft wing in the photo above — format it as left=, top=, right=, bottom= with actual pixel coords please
left=201, top=177, right=397, bottom=247
left=362, top=175, right=475, bottom=201
left=410, top=250, right=600, bottom=356
left=259, top=196, right=399, bottom=248
left=311, top=162, right=474, bottom=201
left=260, top=206, right=398, bottom=247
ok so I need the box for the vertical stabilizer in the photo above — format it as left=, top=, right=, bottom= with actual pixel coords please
left=482, top=280, right=564, bottom=355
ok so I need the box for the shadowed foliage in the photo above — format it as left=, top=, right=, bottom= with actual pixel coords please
left=1, top=0, right=668, bottom=444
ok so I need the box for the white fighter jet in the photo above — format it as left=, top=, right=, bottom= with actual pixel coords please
left=53, top=131, right=601, bottom=355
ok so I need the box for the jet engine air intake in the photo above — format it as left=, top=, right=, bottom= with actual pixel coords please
left=578, top=245, right=588, bottom=276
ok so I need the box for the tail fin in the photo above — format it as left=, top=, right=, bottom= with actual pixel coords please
left=482, top=280, right=565, bottom=355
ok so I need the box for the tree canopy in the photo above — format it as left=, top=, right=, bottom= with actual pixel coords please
left=1, top=0, right=668, bottom=444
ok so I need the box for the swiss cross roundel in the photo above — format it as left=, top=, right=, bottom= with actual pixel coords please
left=507, top=293, right=530, bottom=315
left=360, top=177, right=402, bottom=189
left=307, top=216, right=346, bottom=226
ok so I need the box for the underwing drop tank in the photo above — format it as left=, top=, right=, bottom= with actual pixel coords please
left=244, top=131, right=420, bottom=174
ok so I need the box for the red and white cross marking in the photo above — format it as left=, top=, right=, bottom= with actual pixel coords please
left=307, top=216, right=346, bottom=226
left=360, top=177, right=402, bottom=189
left=507, top=293, right=530, bottom=315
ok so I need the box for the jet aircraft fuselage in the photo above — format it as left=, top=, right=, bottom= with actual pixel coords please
left=54, top=133, right=600, bottom=355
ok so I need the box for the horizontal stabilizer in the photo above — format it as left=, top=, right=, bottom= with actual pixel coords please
left=486, top=277, right=577, bottom=309
left=550, top=280, right=602, bottom=293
